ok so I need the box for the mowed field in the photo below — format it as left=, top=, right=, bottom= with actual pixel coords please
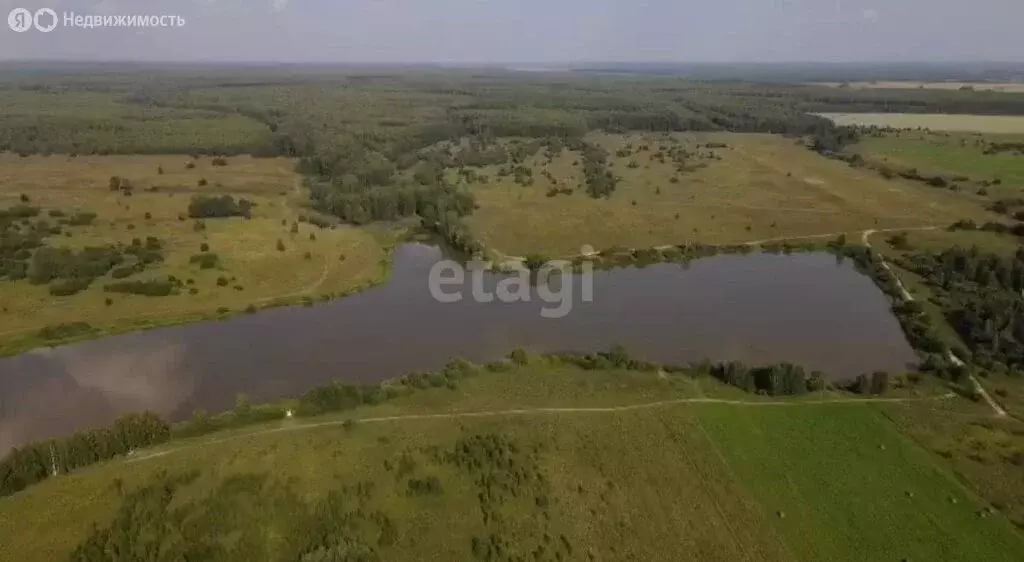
left=462, top=132, right=991, bottom=257
left=820, top=113, right=1024, bottom=133
left=0, top=363, right=1018, bottom=562
left=0, top=154, right=394, bottom=353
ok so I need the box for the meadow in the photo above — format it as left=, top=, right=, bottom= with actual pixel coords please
left=0, top=359, right=1018, bottom=562
left=0, top=154, right=395, bottom=355
left=820, top=113, right=1024, bottom=133
left=853, top=131, right=1024, bottom=193
left=880, top=396, right=1024, bottom=531
left=460, top=132, right=992, bottom=257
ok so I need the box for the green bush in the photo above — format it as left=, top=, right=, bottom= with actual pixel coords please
left=37, top=322, right=93, bottom=341
left=110, top=266, right=137, bottom=279
left=188, top=194, right=252, bottom=219
left=49, top=278, right=92, bottom=296
left=189, top=253, right=220, bottom=269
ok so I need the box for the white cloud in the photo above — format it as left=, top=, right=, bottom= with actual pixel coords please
left=272, top=0, right=289, bottom=12
left=862, top=8, right=879, bottom=22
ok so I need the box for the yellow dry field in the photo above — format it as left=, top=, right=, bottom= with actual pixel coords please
left=463, top=132, right=994, bottom=257
left=0, top=154, right=394, bottom=352
left=819, top=113, right=1024, bottom=134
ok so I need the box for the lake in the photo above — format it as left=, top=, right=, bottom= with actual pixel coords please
left=0, top=243, right=917, bottom=452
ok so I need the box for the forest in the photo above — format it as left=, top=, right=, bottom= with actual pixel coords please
left=900, top=246, right=1024, bottom=370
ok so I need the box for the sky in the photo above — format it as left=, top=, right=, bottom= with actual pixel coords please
left=0, top=0, right=1021, bottom=63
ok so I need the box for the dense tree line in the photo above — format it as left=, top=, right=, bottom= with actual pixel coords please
left=0, top=105, right=275, bottom=156
left=793, top=85, right=1024, bottom=116
left=901, top=246, right=1024, bottom=367
left=0, top=412, right=169, bottom=497
left=710, top=361, right=826, bottom=395
left=810, top=125, right=861, bottom=156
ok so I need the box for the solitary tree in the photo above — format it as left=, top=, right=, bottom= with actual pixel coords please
left=870, top=371, right=890, bottom=395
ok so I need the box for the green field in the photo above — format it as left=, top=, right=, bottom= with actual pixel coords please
left=0, top=154, right=396, bottom=354
left=459, top=132, right=992, bottom=257
left=698, top=403, right=1022, bottom=562
left=812, top=82, right=1024, bottom=93
left=821, top=113, right=1024, bottom=133
left=0, top=361, right=1018, bottom=562
left=854, top=131, right=1024, bottom=192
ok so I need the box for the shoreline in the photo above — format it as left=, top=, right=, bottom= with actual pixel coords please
left=0, top=240, right=400, bottom=359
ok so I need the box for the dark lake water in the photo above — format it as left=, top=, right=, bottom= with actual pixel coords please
left=0, top=244, right=917, bottom=452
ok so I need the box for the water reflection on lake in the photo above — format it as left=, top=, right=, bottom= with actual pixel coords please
left=0, top=244, right=917, bottom=452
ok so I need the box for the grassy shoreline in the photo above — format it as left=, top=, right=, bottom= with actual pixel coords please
left=0, top=235, right=400, bottom=358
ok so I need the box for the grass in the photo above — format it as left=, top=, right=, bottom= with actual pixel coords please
left=820, top=113, right=1024, bottom=133
left=460, top=132, right=990, bottom=257
left=0, top=361, right=1019, bottom=561
left=877, top=228, right=1023, bottom=257
left=697, top=402, right=1023, bottom=562
left=854, top=131, right=1024, bottom=192
left=0, top=154, right=396, bottom=354
left=880, top=397, right=1024, bottom=531
left=977, top=372, right=1024, bottom=419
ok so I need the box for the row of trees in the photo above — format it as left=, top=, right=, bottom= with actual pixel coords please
left=711, top=361, right=826, bottom=395
left=0, top=412, right=170, bottom=497
left=104, top=276, right=183, bottom=297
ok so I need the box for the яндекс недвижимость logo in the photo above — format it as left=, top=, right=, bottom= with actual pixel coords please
left=8, top=7, right=185, bottom=32
left=8, top=8, right=57, bottom=32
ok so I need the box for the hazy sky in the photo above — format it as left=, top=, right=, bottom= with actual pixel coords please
left=1, top=0, right=1021, bottom=63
